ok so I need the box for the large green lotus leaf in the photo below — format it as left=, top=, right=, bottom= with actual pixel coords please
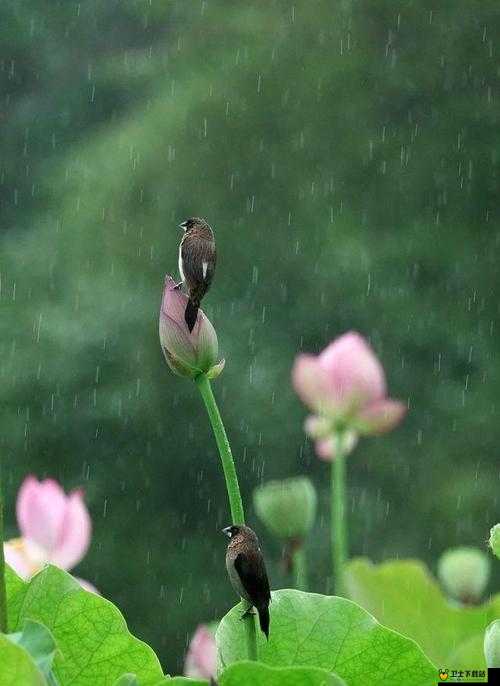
left=220, top=661, right=345, bottom=685
left=6, top=563, right=29, bottom=623
left=155, top=663, right=346, bottom=686
left=0, top=632, right=47, bottom=686
left=344, top=558, right=500, bottom=669
left=216, top=589, right=436, bottom=686
left=113, top=675, right=140, bottom=686
left=6, top=565, right=165, bottom=686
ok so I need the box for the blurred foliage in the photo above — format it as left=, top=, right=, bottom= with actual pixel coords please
left=345, top=558, right=500, bottom=669
left=1, top=0, right=499, bottom=673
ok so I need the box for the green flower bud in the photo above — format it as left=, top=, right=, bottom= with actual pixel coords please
left=253, top=477, right=317, bottom=540
left=437, top=547, right=491, bottom=603
left=484, top=620, right=500, bottom=668
left=489, top=524, right=500, bottom=560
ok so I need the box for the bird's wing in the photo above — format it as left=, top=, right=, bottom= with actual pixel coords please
left=181, top=234, right=216, bottom=286
left=234, top=551, right=271, bottom=606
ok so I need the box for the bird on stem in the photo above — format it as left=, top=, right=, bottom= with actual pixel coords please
left=222, top=524, right=271, bottom=639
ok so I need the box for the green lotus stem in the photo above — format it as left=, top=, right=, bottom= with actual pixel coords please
left=195, top=374, right=244, bottom=525
left=292, top=545, right=308, bottom=591
left=331, top=432, right=347, bottom=595
left=195, top=373, right=257, bottom=659
left=0, top=468, right=7, bottom=633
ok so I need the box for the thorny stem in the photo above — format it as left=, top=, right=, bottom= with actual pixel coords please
left=0, top=466, right=7, bottom=633
left=331, top=432, right=347, bottom=596
left=195, top=373, right=257, bottom=659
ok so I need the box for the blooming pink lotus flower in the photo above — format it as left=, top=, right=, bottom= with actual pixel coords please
left=4, top=476, right=94, bottom=590
left=159, top=275, right=225, bottom=379
left=184, top=624, right=217, bottom=679
left=293, top=332, right=406, bottom=458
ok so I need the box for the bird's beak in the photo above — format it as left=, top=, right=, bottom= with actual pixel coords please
left=222, top=526, right=232, bottom=538
left=178, top=221, right=187, bottom=230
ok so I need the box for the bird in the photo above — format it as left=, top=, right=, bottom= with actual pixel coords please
left=177, top=217, right=216, bottom=332
left=222, top=524, right=271, bottom=639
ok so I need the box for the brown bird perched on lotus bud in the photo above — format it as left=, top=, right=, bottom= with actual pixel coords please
left=223, top=524, right=271, bottom=639
left=178, top=217, right=216, bottom=332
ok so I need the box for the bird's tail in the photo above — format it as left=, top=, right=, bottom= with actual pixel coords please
left=184, top=298, right=199, bottom=333
left=257, top=605, right=270, bottom=639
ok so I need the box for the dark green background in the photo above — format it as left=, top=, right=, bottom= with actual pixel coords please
left=1, top=0, right=499, bottom=674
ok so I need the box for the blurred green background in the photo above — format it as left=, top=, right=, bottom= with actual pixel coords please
left=1, top=0, right=499, bottom=674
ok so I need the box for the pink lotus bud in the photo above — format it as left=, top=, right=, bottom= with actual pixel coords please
left=159, top=275, right=225, bottom=379
left=292, top=331, right=406, bottom=436
left=14, top=476, right=91, bottom=571
left=184, top=624, right=217, bottom=680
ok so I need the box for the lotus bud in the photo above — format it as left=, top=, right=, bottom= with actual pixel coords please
left=159, top=275, right=224, bottom=379
left=184, top=624, right=216, bottom=679
left=437, top=547, right=491, bottom=604
left=253, top=477, right=317, bottom=541
left=489, top=524, right=500, bottom=560
left=484, top=620, right=500, bottom=668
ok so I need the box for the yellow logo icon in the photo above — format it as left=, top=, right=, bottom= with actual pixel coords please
left=439, top=669, right=449, bottom=681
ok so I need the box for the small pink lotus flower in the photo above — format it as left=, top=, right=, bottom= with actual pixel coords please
left=293, top=332, right=406, bottom=458
left=159, top=275, right=225, bottom=379
left=184, top=624, right=217, bottom=680
left=4, top=476, right=94, bottom=590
